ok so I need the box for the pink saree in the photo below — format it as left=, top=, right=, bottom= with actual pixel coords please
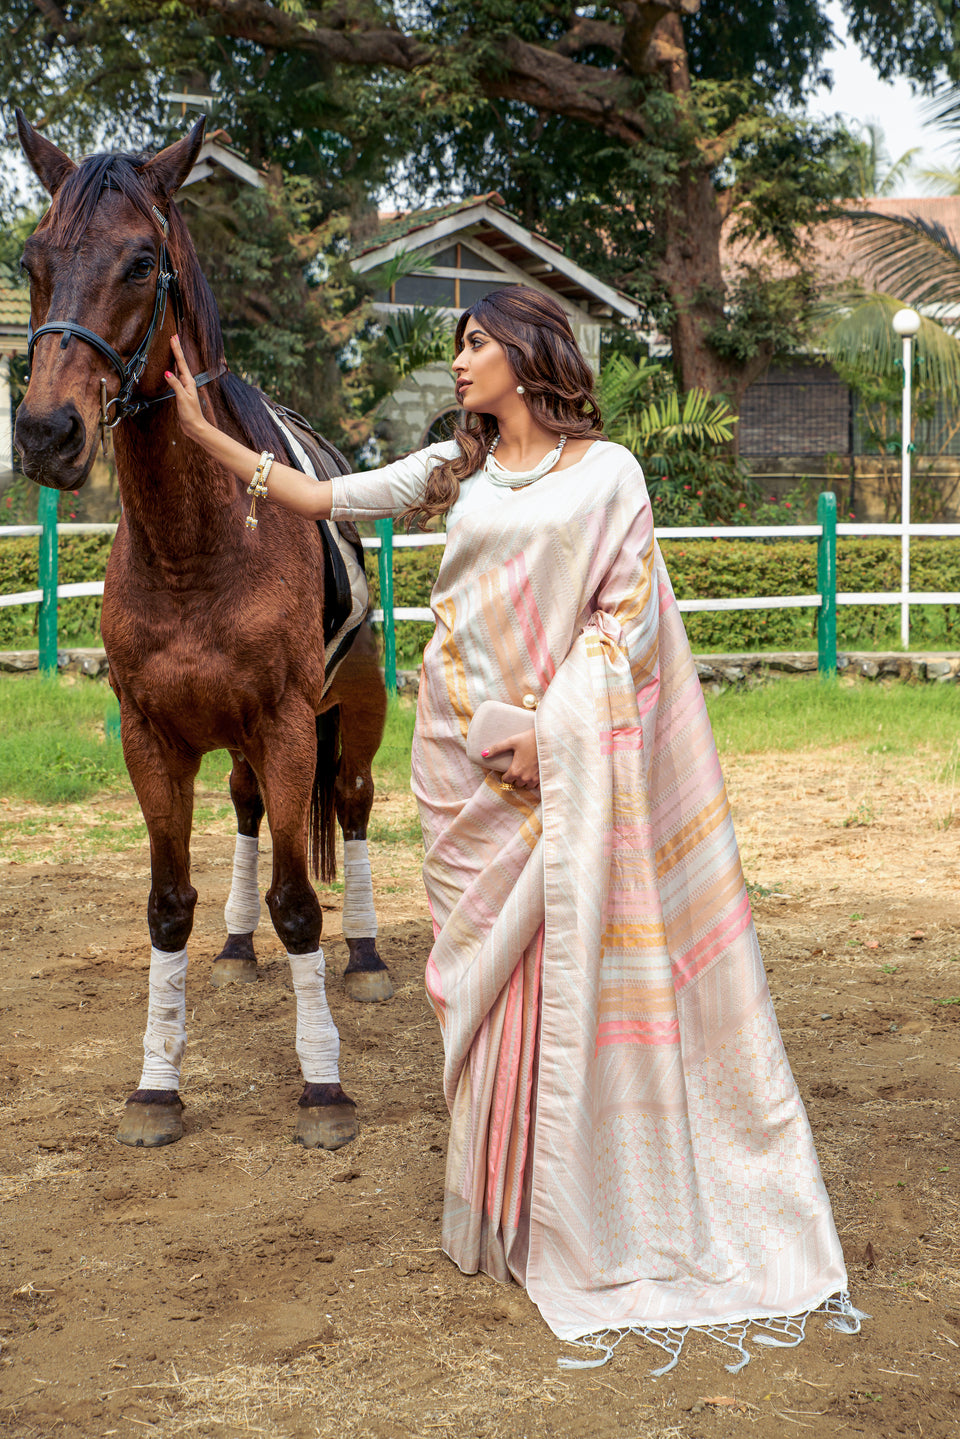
left=333, top=439, right=860, bottom=1369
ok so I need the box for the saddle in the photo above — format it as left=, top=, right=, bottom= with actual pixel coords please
left=264, top=400, right=369, bottom=693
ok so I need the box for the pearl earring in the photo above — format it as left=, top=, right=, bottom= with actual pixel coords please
left=516, top=385, right=525, bottom=395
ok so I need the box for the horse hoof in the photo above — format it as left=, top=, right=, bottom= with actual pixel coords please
left=210, top=957, right=258, bottom=987
left=117, top=1102, right=183, bottom=1148
left=344, top=969, right=394, bottom=1003
left=294, top=1103, right=358, bottom=1150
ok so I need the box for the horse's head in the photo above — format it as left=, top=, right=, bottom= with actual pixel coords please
left=14, top=114, right=206, bottom=490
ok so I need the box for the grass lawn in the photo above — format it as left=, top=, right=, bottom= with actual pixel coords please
left=705, top=676, right=959, bottom=769
left=1, top=671, right=956, bottom=813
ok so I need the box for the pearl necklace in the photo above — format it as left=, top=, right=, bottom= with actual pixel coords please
left=484, top=433, right=567, bottom=489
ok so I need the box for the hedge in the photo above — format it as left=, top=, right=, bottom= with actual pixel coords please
left=2, top=531, right=959, bottom=654
left=368, top=537, right=960, bottom=655
left=0, top=533, right=113, bottom=647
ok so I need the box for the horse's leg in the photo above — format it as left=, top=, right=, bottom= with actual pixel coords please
left=116, top=711, right=200, bottom=1149
left=330, top=624, right=393, bottom=1002
left=210, top=752, right=264, bottom=987
left=255, top=712, right=358, bottom=1151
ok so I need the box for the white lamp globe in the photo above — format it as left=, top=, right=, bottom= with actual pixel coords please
left=892, top=308, right=921, bottom=337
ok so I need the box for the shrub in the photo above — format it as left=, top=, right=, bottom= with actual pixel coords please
left=3, top=531, right=959, bottom=657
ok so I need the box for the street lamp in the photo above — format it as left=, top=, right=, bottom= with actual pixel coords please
left=892, top=307, right=921, bottom=649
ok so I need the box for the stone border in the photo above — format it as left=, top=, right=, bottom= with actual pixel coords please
left=692, top=651, right=960, bottom=689
left=4, top=648, right=958, bottom=691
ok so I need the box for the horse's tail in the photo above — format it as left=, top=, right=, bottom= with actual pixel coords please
left=311, top=708, right=341, bottom=884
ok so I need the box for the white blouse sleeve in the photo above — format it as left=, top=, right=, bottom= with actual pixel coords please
left=329, top=441, right=459, bottom=521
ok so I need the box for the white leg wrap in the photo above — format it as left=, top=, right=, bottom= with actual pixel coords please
left=341, top=838, right=377, bottom=939
left=224, top=832, right=261, bottom=934
left=138, top=945, right=188, bottom=1091
left=288, top=949, right=341, bottom=1084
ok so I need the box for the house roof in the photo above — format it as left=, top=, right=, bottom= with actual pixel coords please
left=723, top=194, right=960, bottom=296
left=352, top=192, right=639, bottom=322
left=180, top=132, right=264, bottom=190
left=0, top=285, right=30, bottom=354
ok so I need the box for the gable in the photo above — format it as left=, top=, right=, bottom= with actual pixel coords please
left=353, top=196, right=639, bottom=324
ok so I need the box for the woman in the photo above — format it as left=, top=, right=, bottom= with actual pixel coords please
left=167, top=287, right=861, bottom=1371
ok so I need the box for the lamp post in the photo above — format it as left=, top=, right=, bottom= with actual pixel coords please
left=892, top=308, right=921, bottom=649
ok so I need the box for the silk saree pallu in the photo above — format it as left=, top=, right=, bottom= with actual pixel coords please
left=412, top=458, right=863, bottom=1372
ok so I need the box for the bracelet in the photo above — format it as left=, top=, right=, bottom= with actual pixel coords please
left=245, top=451, right=275, bottom=530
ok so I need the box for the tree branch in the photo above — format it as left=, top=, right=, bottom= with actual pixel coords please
left=31, top=0, right=82, bottom=45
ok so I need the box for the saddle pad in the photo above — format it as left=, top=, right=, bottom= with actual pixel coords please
left=265, top=405, right=369, bottom=695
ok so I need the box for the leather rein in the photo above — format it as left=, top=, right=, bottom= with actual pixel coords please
left=26, top=194, right=223, bottom=445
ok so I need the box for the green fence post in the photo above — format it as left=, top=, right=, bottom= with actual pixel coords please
left=38, top=485, right=60, bottom=677
left=817, top=490, right=837, bottom=679
left=375, top=517, right=397, bottom=696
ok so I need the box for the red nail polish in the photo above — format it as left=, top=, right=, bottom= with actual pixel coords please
left=481, top=750, right=489, bottom=758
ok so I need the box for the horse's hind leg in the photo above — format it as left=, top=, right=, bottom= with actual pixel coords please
left=117, top=716, right=200, bottom=1149
left=211, top=752, right=265, bottom=987
left=329, top=625, right=393, bottom=1003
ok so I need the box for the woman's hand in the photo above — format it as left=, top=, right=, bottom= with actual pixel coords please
left=165, top=334, right=209, bottom=442
left=484, top=729, right=540, bottom=792
left=163, top=334, right=334, bottom=519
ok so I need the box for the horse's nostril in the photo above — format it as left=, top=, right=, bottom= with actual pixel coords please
left=15, top=402, right=87, bottom=463
left=61, top=410, right=85, bottom=459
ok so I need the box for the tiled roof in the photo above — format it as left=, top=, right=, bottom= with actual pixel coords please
left=0, top=285, right=30, bottom=328
left=723, top=194, right=960, bottom=292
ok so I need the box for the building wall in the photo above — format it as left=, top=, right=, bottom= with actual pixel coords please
left=376, top=363, right=460, bottom=455
left=739, top=363, right=850, bottom=457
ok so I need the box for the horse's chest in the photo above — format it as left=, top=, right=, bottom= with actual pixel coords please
left=103, top=575, right=324, bottom=738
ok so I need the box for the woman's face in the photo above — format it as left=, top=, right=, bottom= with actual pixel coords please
left=452, top=322, right=517, bottom=414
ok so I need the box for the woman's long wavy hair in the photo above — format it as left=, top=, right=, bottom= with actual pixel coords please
left=400, top=286, right=604, bottom=528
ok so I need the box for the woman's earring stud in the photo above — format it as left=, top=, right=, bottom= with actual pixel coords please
left=516, top=385, right=525, bottom=395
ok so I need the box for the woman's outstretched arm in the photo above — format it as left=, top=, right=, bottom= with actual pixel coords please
left=165, top=335, right=333, bottom=520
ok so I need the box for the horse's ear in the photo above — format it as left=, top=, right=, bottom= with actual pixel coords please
left=139, top=116, right=206, bottom=201
left=16, top=110, right=77, bottom=197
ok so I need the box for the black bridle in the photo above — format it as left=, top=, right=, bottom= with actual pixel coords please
left=26, top=196, right=221, bottom=435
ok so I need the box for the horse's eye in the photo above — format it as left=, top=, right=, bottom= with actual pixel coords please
left=129, top=257, right=154, bottom=280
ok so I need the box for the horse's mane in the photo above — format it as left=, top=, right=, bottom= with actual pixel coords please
left=44, top=148, right=306, bottom=468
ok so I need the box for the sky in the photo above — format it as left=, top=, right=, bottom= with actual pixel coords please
left=805, top=0, right=956, bottom=195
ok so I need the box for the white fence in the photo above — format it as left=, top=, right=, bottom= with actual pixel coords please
left=3, top=509, right=960, bottom=680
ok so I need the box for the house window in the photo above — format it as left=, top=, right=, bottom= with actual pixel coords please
left=394, top=275, right=456, bottom=305
left=459, top=279, right=503, bottom=307
left=422, top=407, right=462, bottom=446
left=458, top=245, right=501, bottom=271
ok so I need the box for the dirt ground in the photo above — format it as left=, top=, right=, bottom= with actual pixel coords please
left=1, top=744, right=958, bottom=1439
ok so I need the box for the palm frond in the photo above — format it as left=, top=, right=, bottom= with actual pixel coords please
left=596, top=353, right=663, bottom=428
left=916, top=165, right=960, bottom=196
left=924, top=84, right=960, bottom=140
left=876, top=147, right=921, bottom=197
left=616, top=390, right=737, bottom=454
left=818, top=291, right=960, bottom=398
left=367, top=247, right=436, bottom=290
left=380, top=305, right=454, bottom=378
left=849, top=210, right=960, bottom=315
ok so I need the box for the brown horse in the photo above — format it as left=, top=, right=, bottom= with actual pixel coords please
left=14, top=113, right=394, bottom=1151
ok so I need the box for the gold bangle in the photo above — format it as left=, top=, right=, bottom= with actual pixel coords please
left=245, top=451, right=275, bottom=529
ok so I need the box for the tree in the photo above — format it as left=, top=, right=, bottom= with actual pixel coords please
left=182, top=166, right=397, bottom=451
left=3, top=1, right=957, bottom=431
left=828, top=120, right=920, bottom=199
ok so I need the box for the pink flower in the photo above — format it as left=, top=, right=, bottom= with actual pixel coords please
left=785, top=501, right=792, bottom=508
left=738, top=502, right=747, bottom=509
